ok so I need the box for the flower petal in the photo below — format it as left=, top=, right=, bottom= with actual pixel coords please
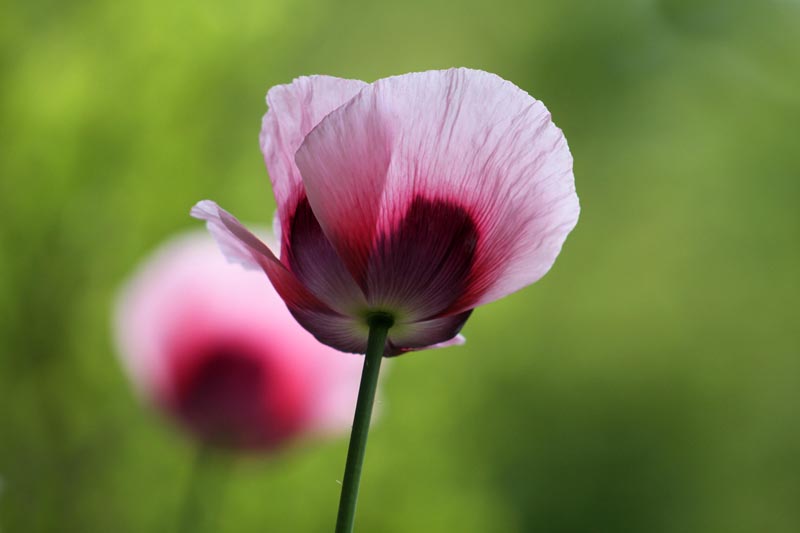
left=386, top=310, right=473, bottom=355
left=284, top=196, right=366, bottom=314
left=290, top=307, right=471, bottom=356
left=191, top=200, right=329, bottom=314
left=293, top=85, right=395, bottom=285
left=289, top=307, right=472, bottom=357
left=296, top=68, right=579, bottom=315
left=429, top=334, right=466, bottom=349
left=365, top=196, right=478, bottom=321
left=288, top=307, right=369, bottom=354
left=114, top=231, right=303, bottom=403
left=260, top=75, right=367, bottom=250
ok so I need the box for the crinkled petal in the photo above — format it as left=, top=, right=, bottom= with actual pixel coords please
left=191, top=200, right=329, bottom=314
left=296, top=68, right=579, bottom=316
left=293, top=85, right=395, bottom=285
left=260, top=75, right=367, bottom=250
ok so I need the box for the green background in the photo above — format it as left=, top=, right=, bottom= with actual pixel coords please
left=2, top=0, right=798, bottom=531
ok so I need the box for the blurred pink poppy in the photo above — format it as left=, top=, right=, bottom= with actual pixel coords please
left=193, top=68, right=579, bottom=356
left=114, top=231, right=366, bottom=450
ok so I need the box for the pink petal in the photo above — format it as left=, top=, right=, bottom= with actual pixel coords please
left=296, top=68, right=579, bottom=316
left=259, top=75, right=367, bottom=251
left=293, top=84, right=395, bottom=285
left=430, top=334, right=466, bottom=349
left=191, top=200, right=330, bottom=314
left=113, top=233, right=313, bottom=430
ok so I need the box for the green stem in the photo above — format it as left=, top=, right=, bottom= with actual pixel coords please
left=177, top=446, right=230, bottom=533
left=335, top=314, right=393, bottom=533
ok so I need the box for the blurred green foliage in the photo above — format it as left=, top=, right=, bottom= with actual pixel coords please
left=1, top=0, right=799, bottom=531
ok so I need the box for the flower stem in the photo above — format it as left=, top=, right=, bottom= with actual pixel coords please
left=178, top=446, right=230, bottom=533
left=335, top=314, right=393, bottom=533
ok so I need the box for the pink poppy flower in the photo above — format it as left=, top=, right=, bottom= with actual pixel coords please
left=114, top=231, right=366, bottom=450
left=192, top=68, right=579, bottom=356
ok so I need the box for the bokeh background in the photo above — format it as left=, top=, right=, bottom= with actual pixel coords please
left=2, top=0, right=799, bottom=531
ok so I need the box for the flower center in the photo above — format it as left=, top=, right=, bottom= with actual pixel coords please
left=176, top=345, right=267, bottom=447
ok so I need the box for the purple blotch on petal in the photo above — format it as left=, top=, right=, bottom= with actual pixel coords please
left=285, top=197, right=366, bottom=313
left=367, top=196, right=479, bottom=321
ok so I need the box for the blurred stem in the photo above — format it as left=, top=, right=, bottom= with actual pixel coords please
left=335, top=314, right=392, bottom=533
left=178, top=446, right=230, bottom=533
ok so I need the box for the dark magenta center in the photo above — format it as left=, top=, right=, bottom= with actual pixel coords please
left=173, top=344, right=296, bottom=449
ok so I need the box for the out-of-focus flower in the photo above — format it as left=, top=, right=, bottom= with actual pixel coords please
left=114, top=232, right=365, bottom=450
left=193, top=68, right=579, bottom=356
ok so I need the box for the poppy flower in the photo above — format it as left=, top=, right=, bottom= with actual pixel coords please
left=192, top=68, right=578, bottom=356
left=114, top=231, right=366, bottom=450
